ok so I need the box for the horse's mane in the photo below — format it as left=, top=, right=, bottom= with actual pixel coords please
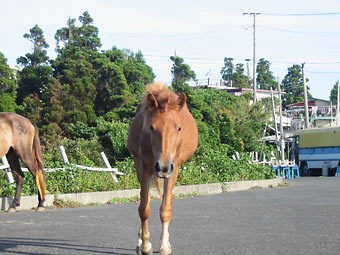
left=142, top=82, right=179, bottom=112
left=140, top=82, right=180, bottom=133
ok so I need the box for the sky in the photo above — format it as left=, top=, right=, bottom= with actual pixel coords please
left=1, top=0, right=340, bottom=100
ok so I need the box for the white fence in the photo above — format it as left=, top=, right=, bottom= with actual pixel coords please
left=0, top=145, right=124, bottom=184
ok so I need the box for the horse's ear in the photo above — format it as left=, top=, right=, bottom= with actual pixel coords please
left=176, top=93, right=187, bottom=110
left=147, top=93, right=158, bottom=110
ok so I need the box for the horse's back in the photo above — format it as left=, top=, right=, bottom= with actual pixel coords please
left=0, top=112, right=35, bottom=152
left=0, top=112, right=34, bottom=133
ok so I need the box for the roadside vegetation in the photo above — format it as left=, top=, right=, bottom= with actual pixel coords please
left=0, top=11, right=285, bottom=197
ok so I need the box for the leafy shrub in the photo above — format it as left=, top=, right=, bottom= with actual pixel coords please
left=96, top=118, right=130, bottom=162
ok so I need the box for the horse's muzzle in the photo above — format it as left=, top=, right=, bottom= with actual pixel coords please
left=154, top=161, right=174, bottom=178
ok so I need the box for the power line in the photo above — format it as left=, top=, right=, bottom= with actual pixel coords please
left=144, top=54, right=340, bottom=66
left=262, top=12, right=340, bottom=16
left=261, top=26, right=340, bottom=35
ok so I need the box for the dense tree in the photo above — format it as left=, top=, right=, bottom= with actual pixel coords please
left=220, top=57, right=234, bottom=85
left=256, top=58, right=276, bottom=90
left=15, top=25, right=52, bottom=124
left=330, top=81, right=340, bottom=104
left=220, top=57, right=248, bottom=88
left=41, top=11, right=155, bottom=132
left=122, top=50, right=155, bottom=96
left=233, top=63, right=249, bottom=88
left=93, top=51, right=130, bottom=119
left=52, top=48, right=97, bottom=126
left=281, top=64, right=311, bottom=107
left=0, top=52, right=18, bottom=112
left=17, top=25, right=50, bottom=67
left=170, top=55, right=196, bottom=91
left=47, top=11, right=102, bottom=128
left=55, top=11, right=101, bottom=52
left=16, top=24, right=52, bottom=103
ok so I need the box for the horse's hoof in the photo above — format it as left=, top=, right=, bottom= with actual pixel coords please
left=160, top=251, right=171, bottom=255
left=160, top=248, right=171, bottom=255
left=136, top=245, right=153, bottom=255
left=36, top=207, right=45, bottom=212
left=7, top=207, right=16, bottom=213
left=160, top=242, right=172, bottom=255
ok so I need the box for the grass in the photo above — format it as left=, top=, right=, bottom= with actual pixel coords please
left=107, top=196, right=140, bottom=204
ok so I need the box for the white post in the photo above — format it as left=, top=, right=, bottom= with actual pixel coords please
left=1, top=156, right=15, bottom=184
left=263, top=154, right=266, bottom=165
left=100, top=152, right=118, bottom=183
left=59, top=145, right=69, bottom=164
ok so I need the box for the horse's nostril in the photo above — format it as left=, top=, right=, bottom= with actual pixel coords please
left=170, top=163, right=174, bottom=172
left=155, top=162, right=161, bottom=172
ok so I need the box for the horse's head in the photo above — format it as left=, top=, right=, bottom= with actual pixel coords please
left=146, top=91, right=187, bottom=178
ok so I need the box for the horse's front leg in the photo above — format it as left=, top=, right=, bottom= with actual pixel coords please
left=159, top=171, right=177, bottom=255
left=137, top=170, right=153, bottom=255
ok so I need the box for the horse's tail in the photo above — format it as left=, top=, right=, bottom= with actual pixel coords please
left=32, top=126, right=46, bottom=200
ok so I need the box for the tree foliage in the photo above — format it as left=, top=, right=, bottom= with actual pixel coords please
left=0, top=52, right=17, bottom=112
left=170, top=55, right=196, bottom=91
left=15, top=24, right=52, bottom=124
left=281, top=64, right=312, bottom=107
left=17, top=24, right=50, bottom=67
left=221, top=57, right=249, bottom=88
left=256, top=58, right=276, bottom=90
left=330, top=80, right=340, bottom=104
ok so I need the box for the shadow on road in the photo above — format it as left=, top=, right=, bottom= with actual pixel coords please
left=0, top=237, right=136, bottom=255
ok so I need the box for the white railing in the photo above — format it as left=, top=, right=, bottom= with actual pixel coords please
left=0, top=145, right=124, bottom=184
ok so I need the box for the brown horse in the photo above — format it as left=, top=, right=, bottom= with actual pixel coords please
left=128, top=82, right=198, bottom=255
left=0, top=112, right=46, bottom=212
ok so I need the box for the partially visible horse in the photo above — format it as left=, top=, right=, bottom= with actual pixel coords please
left=0, top=112, right=46, bottom=212
left=128, top=82, right=198, bottom=255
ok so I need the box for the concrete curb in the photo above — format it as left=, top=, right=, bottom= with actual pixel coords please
left=0, top=177, right=283, bottom=211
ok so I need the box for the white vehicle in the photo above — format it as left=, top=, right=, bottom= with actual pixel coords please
left=292, top=127, right=340, bottom=176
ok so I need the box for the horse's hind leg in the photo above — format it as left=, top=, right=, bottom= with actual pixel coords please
left=6, top=149, right=24, bottom=213
left=19, top=152, right=45, bottom=211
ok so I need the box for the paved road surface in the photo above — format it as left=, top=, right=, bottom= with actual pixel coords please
left=0, top=177, right=339, bottom=255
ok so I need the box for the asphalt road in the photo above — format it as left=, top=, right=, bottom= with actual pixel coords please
left=0, top=177, right=339, bottom=255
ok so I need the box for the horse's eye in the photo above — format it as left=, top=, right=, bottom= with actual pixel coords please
left=177, top=126, right=182, bottom=132
left=150, top=125, right=154, bottom=131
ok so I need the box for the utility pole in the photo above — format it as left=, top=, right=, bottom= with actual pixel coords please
left=243, top=12, right=261, bottom=103
left=277, top=77, right=285, bottom=162
left=270, top=87, right=280, bottom=153
left=302, top=63, right=309, bottom=129
left=337, top=83, right=340, bottom=126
